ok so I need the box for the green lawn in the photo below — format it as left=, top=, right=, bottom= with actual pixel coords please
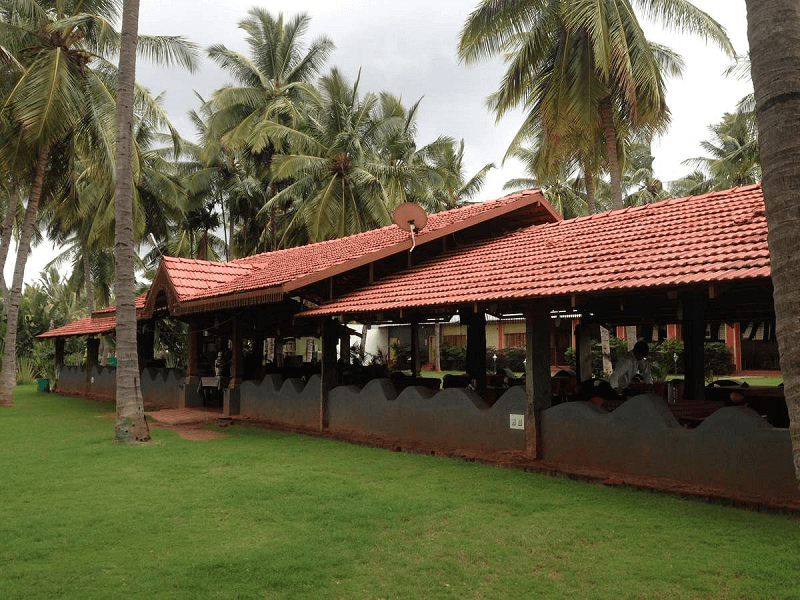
left=2, top=385, right=799, bottom=599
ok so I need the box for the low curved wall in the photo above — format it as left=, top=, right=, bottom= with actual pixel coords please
left=56, top=365, right=183, bottom=408
left=141, top=367, right=184, bottom=408
left=540, top=394, right=800, bottom=501
left=328, top=379, right=526, bottom=452
left=239, top=374, right=322, bottom=429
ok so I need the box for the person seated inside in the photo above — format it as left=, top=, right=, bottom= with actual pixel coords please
left=610, top=340, right=654, bottom=397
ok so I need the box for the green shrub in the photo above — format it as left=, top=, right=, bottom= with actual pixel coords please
left=440, top=342, right=466, bottom=370
left=566, top=336, right=733, bottom=380
left=15, top=357, right=37, bottom=385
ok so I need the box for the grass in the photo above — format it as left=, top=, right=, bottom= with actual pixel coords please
left=2, top=385, right=799, bottom=599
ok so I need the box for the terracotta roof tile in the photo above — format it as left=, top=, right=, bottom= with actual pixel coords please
left=166, top=190, right=556, bottom=304
left=300, top=184, right=771, bottom=317
left=37, top=314, right=116, bottom=339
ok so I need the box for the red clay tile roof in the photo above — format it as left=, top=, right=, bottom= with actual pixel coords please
left=160, top=190, right=557, bottom=311
left=299, top=184, right=770, bottom=317
left=40, top=191, right=556, bottom=335
left=37, top=295, right=147, bottom=339
left=37, top=314, right=117, bottom=339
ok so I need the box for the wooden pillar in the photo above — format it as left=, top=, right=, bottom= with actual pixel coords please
left=54, top=338, right=65, bottom=379
left=410, top=322, right=420, bottom=377
left=229, top=318, right=243, bottom=387
left=682, top=292, right=706, bottom=401
left=137, top=320, right=155, bottom=371
left=183, top=321, right=203, bottom=409
left=525, top=306, right=552, bottom=459
left=86, top=337, right=100, bottom=393
left=464, top=308, right=487, bottom=390
left=252, top=332, right=265, bottom=378
left=339, top=324, right=350, bottom=364
left=575, top=322, right=593, bottom=382
left=187, top=323, right=201, bottom=378
left=320, top=317, right=339, bottom=430
left=224, top=317, right=243, bottom=417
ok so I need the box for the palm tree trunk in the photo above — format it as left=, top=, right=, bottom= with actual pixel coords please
left=228, top=199, right=235, bottom=260
left=746, top=0, right=800, bottom=485
left=83, top=248, right=95, bottom=315
left=0, top=182, right=18, bottom=306
left=599, top=96, right=623, bottom=210
left=582, top=167, right=596, bottom=214
left=113, top=0, right=149, bottom=442
left=0, top=146, right=49, bottom=406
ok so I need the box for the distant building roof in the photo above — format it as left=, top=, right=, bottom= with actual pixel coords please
left=300, top=184, right=770, bottom=317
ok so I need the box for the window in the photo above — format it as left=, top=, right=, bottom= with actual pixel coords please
left=504, top=333, right=526, bottom=348
left=443, top=335, right=466, bottom=347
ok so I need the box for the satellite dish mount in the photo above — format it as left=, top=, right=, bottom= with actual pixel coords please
left=392, top=203, right=428, bottom=253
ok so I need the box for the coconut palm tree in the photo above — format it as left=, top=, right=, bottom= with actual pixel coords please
left=621, top=142, right=669, bottom=206
left=672, top=109, right=760, bottom=195
left=745, top=0, right=800, bottom=484
left=0, top=0, right=198, bottom=407
left=261, top=68, right=406, bottom=244
left=425, top=139, right=495, bottom=212
left=204, top=9, right=334, bottom=253
left=458, top=0, right=732, bottom=210
left=503, top=137, right=589, bottom=219
left=206, top=9, right=333, bottom=154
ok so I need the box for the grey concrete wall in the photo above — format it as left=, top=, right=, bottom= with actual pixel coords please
left=141, top=367, right=184, bottom=408
left=55, top=364, right=115, bottom=400
left=327, top=379, right=527, bottom=452
left=540, top=394, right=800, bottom=501
left=57, top=365, right=183, bottom=408
left=56, top=365, right=86, bottom=396
left=239, top=374, right=322, bottom=429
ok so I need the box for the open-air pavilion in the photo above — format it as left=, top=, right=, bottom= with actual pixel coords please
left=38, top=184, right=799, bottom=504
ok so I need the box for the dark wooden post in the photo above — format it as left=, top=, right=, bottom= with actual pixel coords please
left=225, top=317, right=243, bottom=416
left=137, top=320, right=155, bottom=371
left=525, top=306, right=552, bottom=459
left=320, top=317, right=339, bottom=430
left=339, top=324, right=350, bottom=365
left=575, top=322, right=593, bottom=382
left=86, top=337, right=100, bottom=394
left=252, top=332, right=265, bottom=379
left=183, top=320, right=202, bottom=408
left=54, top=338, right=65, bottom=380
left=465, top=307, right=487, bottom=390
left=410, top=321, right=420, bottom=377
left=682, top=292, right=706, bottom=401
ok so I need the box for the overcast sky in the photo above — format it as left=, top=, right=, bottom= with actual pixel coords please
left=13, top=0, right=753, bottom=285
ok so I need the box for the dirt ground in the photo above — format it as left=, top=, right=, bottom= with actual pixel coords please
left=146, top=408, right=800, bottom=513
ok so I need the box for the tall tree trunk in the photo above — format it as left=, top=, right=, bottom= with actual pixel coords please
left=599, top=96, right=623, bottom=211
left=0, top=182, right=19, bottom=306
left=228, top=198, right=235, bottom=261
left=0, top=146, right=49, bottom=406
left=114, top=0, right=149, bottom=442
left=746, top=0, right=800, bottom=485
left=582, top=167, right=596, bottom=214
left=83, top=248, right=95, bottom=314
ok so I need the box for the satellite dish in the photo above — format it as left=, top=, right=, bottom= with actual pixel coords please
left=392, top=203, right=428, bottom=253
left=393, top=202, right=428, bottom=232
